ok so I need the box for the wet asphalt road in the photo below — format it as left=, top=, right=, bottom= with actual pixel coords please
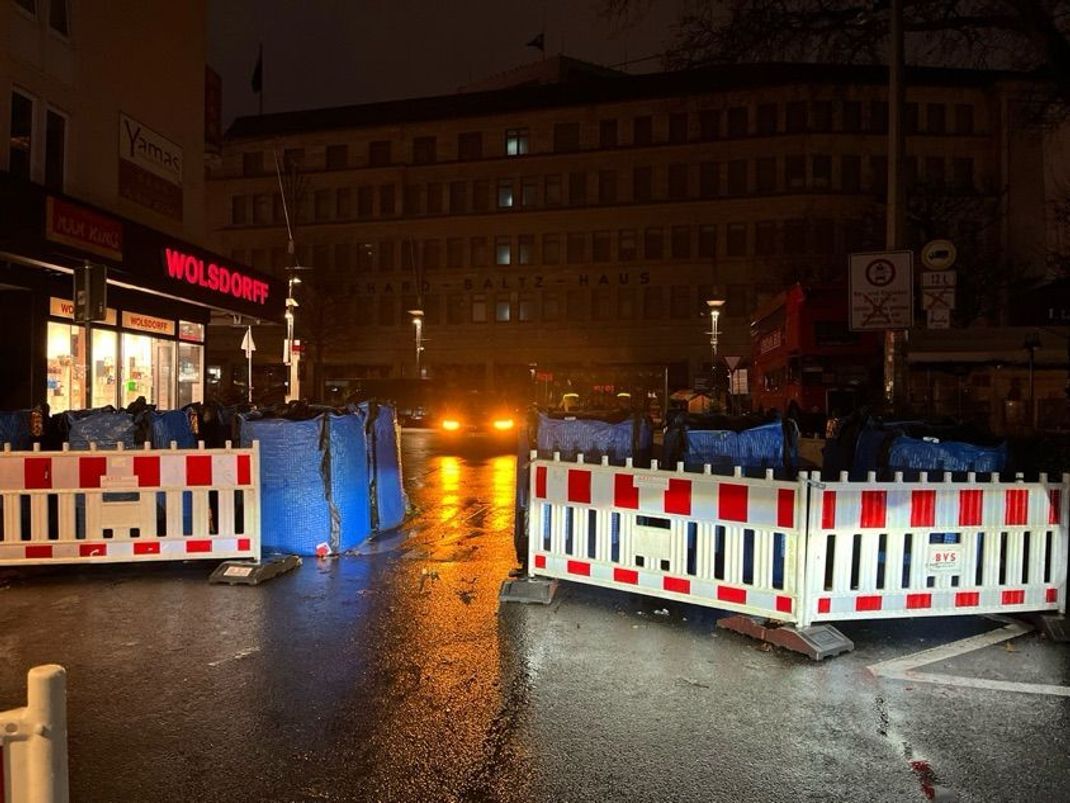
left=1, top=431, right=1069, bottom=802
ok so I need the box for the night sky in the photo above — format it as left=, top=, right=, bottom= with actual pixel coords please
left=209, top=0, right=681, bottom=126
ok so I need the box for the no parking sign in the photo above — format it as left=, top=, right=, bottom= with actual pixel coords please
left=848, top=250, right=914, bottom=331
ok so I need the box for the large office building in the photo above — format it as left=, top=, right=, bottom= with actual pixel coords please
left=0, top=0, right=279, bottom=412
left=208, top=58, right=1055, bottom=416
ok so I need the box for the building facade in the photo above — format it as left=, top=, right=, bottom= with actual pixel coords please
left=0, top=0, right=279, bottom=412
left=208, top=60, right=1051, bottom=412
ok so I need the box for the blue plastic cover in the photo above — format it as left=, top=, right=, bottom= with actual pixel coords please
left=684, top=422, right=790, bottom=473
left=365, top=403, right=407, bottom=531
left=328, top=412, right=373, bottom=548
left=887, top=436, right=1007, bottom=475
left=149, top=410, right=196, bottom=449
left=67, top=410, right=137, bottom=450
left=535, top=413, right=652, bottom=462
left=0, top=411, right=31, bottom=450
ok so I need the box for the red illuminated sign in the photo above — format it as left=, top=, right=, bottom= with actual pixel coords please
left=45, top=197, right=124, bottom=261
left=164, top=248, right=269, bottom=305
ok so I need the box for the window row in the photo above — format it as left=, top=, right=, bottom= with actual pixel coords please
left=6, top=88, right=68, bottom=190
left=233, top=217, right=881, bottom=274
left=229, top=154, right=977, bottom=225
left=13, top=0, right=70, bottom=37
left=237, top=100, right=978, bottom=175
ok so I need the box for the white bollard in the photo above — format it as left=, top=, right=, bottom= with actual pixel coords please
left=1, top=664, right=69, bottom=803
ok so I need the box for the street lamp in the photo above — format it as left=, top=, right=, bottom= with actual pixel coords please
left=706, top=299, right=725, bottom=358
left=408, top=308, right=424, bottom=378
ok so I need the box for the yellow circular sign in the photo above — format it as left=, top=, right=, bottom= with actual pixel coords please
left=921, top=240, right=957, bottom=270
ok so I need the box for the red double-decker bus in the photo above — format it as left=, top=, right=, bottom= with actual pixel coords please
left=750, top=284, right=881, bottom=417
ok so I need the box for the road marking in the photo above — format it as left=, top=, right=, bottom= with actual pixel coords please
left=208, top=646, right=260, bottom=667
left=867, top=622, right=1070, bottom=697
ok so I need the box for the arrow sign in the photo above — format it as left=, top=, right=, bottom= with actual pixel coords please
left=241, top=327, right=257, bottom=356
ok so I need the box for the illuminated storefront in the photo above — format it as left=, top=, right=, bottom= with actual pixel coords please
left=1, top=177, right=282, bottom=411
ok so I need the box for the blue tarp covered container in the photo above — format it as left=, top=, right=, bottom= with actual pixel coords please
left=359, top=402, right=407, bottom=531
left=681, top=421, right=796, bottom=475
left=67, top=410, right=137, bottom=450
left=887, top=436, right=1007, bottom=475
left=149, top=410, right=196, bottom=449
left=534, top=413, right=653, bottom=463
left=240, top=412, right=373, bottom=556
left=0, top=411, right=32, bottom=450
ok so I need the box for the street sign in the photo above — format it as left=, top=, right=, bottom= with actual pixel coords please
left=920, top=271, right=956, bottom=289
left=927, top=307, right=951, bottom=329
left=849, top=250, right=913, bottom=331
left=922, top=287, right=955, bottom=311
left=920, top=239, right=957, bottom=271
left=240, top=327, right=257, bottom=356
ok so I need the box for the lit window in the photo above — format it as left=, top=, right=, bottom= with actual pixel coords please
left=495, top=236, right=511, bottom=265
left=497, top=179, right=514, bottom=208
left=518, top=235, right=534, bottom=265
left=495, top=299, right=512, bottom=322
left=472, top=294, right=488, bottom=322
left=505, top=128, right=529, bottom=156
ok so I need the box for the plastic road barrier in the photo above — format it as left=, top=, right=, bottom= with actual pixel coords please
left=528, top=454, right=1068, bottom=628
left=1, top=664, right=68, bottom=803
left=0, top=441, right=259, bottom=566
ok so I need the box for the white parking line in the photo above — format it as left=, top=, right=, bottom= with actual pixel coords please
left=867, top=622, right=1070, bottom=697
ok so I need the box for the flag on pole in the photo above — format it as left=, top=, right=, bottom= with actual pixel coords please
left=526, top=33, right=545, bottom=51
left=251, top=44, right=263, bottom=94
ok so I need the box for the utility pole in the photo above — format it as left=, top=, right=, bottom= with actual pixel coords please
left=884, top=0, right=908, bottom=410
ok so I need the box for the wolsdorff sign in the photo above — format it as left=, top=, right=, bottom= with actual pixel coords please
left=164, top=248, right=271, bottom=306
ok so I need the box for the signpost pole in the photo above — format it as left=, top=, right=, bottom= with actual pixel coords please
left=884, top=0, right=907, bottom=410
left=241, top=326, right=256, bottom=404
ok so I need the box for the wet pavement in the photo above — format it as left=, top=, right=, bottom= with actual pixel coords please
left=0, top=431, right=1068, bottom=802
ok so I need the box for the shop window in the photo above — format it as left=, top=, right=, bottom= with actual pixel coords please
left=505, top=128, right=529, bottom=156
left=49, top=0, right=69, bottom=35
left=542, top=233, right=561, bottom=265
left=619, top=229, right=637, bottom=261
left=727, top=106, right=748, bottom=137
left=91, top=329, right=117, bottom=408
left=369, top=140, right=391, bottom=166
left=545, top=175, right=562, bottom=206
left=47, top=322, right=86, bottom=413
left=699, top=109, right=720, bottom=140
left=566, top=232, right=586, bottom=264
left=599, top=119, right=618, bottom=148
left=9, top=90, right=34, bottom=180
left=495, top=236, right=512, bottom=266
left=598, top=170, right=618, bottom=204
left=449, top=181, right=467, bottom=213
left=671, top=226, right=691, bottom=259
left=842, top=101, right=862, bottom=132
left=699, top=162, right=720, bottom=198
left=44, top=109, right=66, bottom=190
left=325, top=144, right=348, bottom=169
left=120, top=333, right=171, bottom=408
left=632, top=115, right=653, bottom=146
left=520, top=178, right=537, bottom=207
left=668, top=112, right=688, bottom=144
left=458, top=131, right=482, bottom=160
left=668, top=164, right=688, bottom=199
left=177, top=341, right=203, bottom=407
left=518, top=234, right=534, bottom=265
left=412, top=136, right=436, bottom=164
left=633, top=166, right=653, bottom=202
left=644, top=227, right=664, bottom=260
left=592, top=231, right=611, bottom=262
left=498, top=179, right=514, bottom=209
left=554, top=122, right=581, bottom=152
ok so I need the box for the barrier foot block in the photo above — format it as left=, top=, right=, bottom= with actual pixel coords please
left=209, top=555, right=302, bottom=586
left=717, top=615, right=854, bottom=661
left=1038, top=613, right=1070, bottom=643
left=499, top=576, right=557, bottom=605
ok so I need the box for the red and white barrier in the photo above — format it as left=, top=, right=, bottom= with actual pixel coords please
left=1, top=664, right=68, bottom=803
left=800, top=470, right=1067, bottom=627
left=528, top=456, right=1069, bottom=629
left=529, top=454, right=806, bottom=622
left=0, top=442, right=260, bottom=566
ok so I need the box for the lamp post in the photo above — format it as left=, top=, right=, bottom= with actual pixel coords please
left=283, top=272, right=303, bottom=402
left=707, top=298, right=725, bottom=412
left=408, top=309, right=424, bottom=378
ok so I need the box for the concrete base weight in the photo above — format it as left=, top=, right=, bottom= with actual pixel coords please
left=717, top=615, right=854, bottom=660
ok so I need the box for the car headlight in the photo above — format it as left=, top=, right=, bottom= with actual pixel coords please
left=442, top=419, right=461, bottom=431
left=492, top=418, right=514, bottom=431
